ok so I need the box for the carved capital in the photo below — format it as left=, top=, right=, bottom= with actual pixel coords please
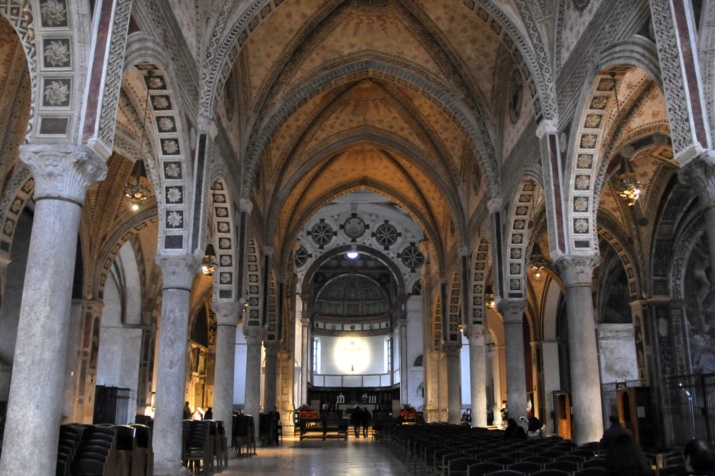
left=212, top=301, right=241, bottom=326
left=497, top=298, right=527, bottom=323
left=243, top=325, right=265, bottom=344
left=535, top=119, right=558, bottom=139
left=239, top=198, right=253, bottom=214
left=487, top=197, right=503, bottom=213
left=264, top=341, right=280, bottom=356
left=678, top=150, right=715, bottom=208
left=20, top=144, right=107, bottom=205
left=466, top=324, right=487, bottom=344
left=156, top=254, right=201, bottom=290
left=443, top=343, right=461, bottom=357
left=554, top=254, right=600, bottom=287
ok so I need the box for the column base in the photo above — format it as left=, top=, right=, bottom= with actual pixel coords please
left=153, top=462, right=190, bottom=476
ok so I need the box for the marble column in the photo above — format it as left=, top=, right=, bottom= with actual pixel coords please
left=467, top=325, right=487, bottom=428
left=497, top=299, right=528, bottom=423
left=0, top=145, right=106, bottom=476
left=212, top=301, right=240, bottom=451
left=299, top=316, right=310, bottom=406
left=243, top=325, right=264, bottom=443
left=554, top=255, right=603, bottom=445
left=263, top=341, right=279, bottom=412
left=489, top=344, right=503, bottom=427
left=445, top=343, right=462, bottom=424
left=152, top=254, right=200, bottom=475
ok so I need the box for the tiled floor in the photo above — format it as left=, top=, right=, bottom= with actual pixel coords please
left=212, top=434, right=409, bottom=475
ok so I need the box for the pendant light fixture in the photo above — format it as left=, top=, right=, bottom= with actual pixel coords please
left=123, top=70, right=154, bottom=211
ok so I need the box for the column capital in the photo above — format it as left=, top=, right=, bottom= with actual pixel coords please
left=264, top=341, right=280, bottom=355
left=20, top=144, right=107, bottom=205
left=212, top=301, right=241, bottom=325
left=239, top=198, right=253, bottom=214
left=487, top=197, right=503, bottom=213
left=535, top=119, right=558, bottom=138
left=156, top=254, right=201, bottom=290
left=243, top=324, right=265, bottom=344
left=443, top=343, right=461, bottom=357
left=466, top=324, right=487, bottom=343
left=554, top=254, right=600, bottom=287
left=678, top=150, right=715, bottom=209
left=497, top=298, right=527, bottom=323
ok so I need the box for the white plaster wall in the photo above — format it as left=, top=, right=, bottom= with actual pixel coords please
left=597, top=323, right=639, bottom=383
left=234, top=330, right=247, bottom=407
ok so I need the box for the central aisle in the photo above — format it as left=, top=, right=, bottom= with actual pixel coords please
left=219, top=434, right=408, bottom=475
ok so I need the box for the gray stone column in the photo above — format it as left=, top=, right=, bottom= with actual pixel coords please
left=212, top=301, right=240, bottom=450
left=497, top=299, right=528, bottom=423
left=263, top=341, right=279, bottom=412
left=243, top=325, right=264, bottom=444
left=0, top=145, right=106, bottom=476
left=489, top=343, right=503, bottom=427
left=398, top=316, right=408, bottom=405
left=445, top=343, right=462, bottom=424
left=555, top=255, right=603, bottom=445
left=679, top=151, right=715, bottom=300
left=467, top=325, right=487, bottom=428
left=299, top=316, right=310, bottom=406
left=153, top=254, right=200, bottom=475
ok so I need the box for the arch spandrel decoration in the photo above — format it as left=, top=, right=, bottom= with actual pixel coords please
left=504, top=180, right=539, bottom=298
left=446, top=273, right=461, bottom=344
left=265, top=270, right=279, bottom=341
left=245, top=235, right=262, bottom=327
left=470, top=238, right=490, bottom=326
left=597, top=214, right=641, bottom=300
left=129, top=65, right=193, bottom=255
left=0, top=167, right=33, bottom=259
left=209, top=180, right=237, bottom=301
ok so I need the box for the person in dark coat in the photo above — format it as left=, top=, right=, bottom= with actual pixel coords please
left=351, top=407, right=362, bottom=437
left=503, top=418, right=527, bottom=440
left=600, top=415, right=632, bottom=451
left=360, top=408, right=370, bottom=437
left=183, top=401, right=192, bottom=420
left=204, top=407, right=213, bottom=420
left=605, top=433, right=653, bottom=476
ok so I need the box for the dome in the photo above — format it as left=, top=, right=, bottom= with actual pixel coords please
left=314, top=274, right=389, bottom=318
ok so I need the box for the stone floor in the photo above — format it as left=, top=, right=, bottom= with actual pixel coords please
left=198, top=433, right=408, bottom=475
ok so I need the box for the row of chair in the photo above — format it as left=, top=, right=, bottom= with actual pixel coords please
left=181, top=419, right=227, bottom=474
left=57, top=423, right=152, bottom=476
left=232, top=413, right=256, bottom=456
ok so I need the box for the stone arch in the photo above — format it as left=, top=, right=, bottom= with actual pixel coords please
left=446, top=272, right=461, bottom=344
left=119, top=61, right=194, bottom=256
left=700, top=0, right=715, bottom=139
left=265, top=270, right=279, bottom=342
left=0, top=169, right=33, bottom=261
left=470, top=237, right=491, bottom=328
left=597, top=213, right=641, bottom=301
left=565, top=61, right=664, bottom=256
left=503, top=179, right=542, bottom=298
left=244, top=235, right=263, bottom=328
left=207, top=179, right=238, bottom=302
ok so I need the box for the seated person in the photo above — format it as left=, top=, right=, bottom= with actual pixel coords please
left=600, top=415, right=632, bottom=451
left=684, top=439, right=715, bottom=475
left=503, top=418, right=527, bottom=440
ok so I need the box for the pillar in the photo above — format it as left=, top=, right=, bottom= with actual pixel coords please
left=497, top=298, right=528, bottom=423
left=555, top=255, right=603, bottom=445
left=263, top=341, right=279, bottom=412
left=398, top=315, right=408, bottom=405
left=212, top=301, right=240, bottom=450
left=152, top=254, right=200, bottom=475
left=0, top=145, right=106, bottom=476
left=243, top=325, right=264, bottom=443
left=489, top=343, right=503, bottom=427
left=445, top=343, right=462, bottom=424
left=299, top=316, right=310, bottom=406
left=467, top=325, right=487, bottom=428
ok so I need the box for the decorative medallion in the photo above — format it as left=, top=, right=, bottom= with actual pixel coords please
left=310, top=221, right=334, bottom=247
left=294, top=246, right=308, bottom=268
left=343, top=216, right=366, bottom=239
left=374, top=222, right=399, bottom=248
left=400, top=245, right=424, bottom=270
